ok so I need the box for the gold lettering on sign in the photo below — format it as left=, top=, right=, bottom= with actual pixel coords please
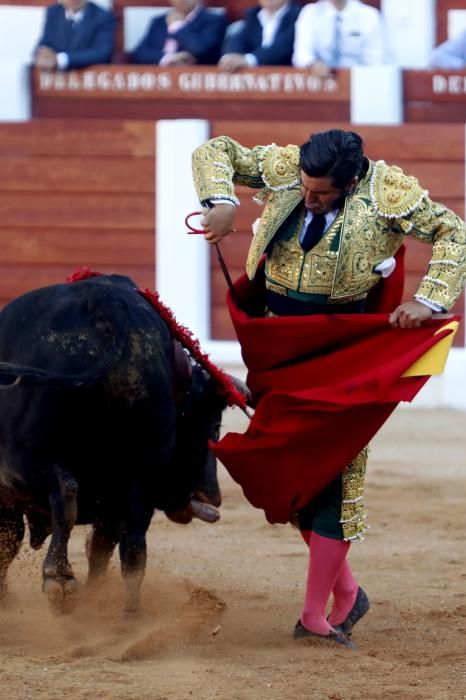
left=432, top=74, right=466, bottom=95
left=38, top=69, right=341, bottom=95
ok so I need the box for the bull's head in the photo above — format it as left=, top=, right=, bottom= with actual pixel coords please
left=166, top=364, right=251, bottom=524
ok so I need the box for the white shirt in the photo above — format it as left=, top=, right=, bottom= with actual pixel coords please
left=292, top=0, right=385, bottom=68
left=430, top=29, right=466, bottom=69
left=245, top=3, right=290, bottom=67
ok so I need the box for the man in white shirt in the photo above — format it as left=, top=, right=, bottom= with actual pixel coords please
left=219, top=0, right=301, bottom=73
left=292, top=0, right=385, bottom=76
left=430, top=28, right=466, bottom=69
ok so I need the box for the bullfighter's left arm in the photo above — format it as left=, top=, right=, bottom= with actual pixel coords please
left=409, top=197, right=466, bottom=311
left=371, top=161, right=466, bottom=312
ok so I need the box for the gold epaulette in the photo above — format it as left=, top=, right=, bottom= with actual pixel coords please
left=369, top=160, right=428, bottom=221
left=260, top=144, right=301, bottom=192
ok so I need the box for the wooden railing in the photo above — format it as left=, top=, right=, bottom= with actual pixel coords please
left=404, top=69, right=466, bottom=122
left=31, top=65, right=351, bottom=121
left=31, top=66, right=466, bottom=124
left=0, top=120, right=156, bottom=305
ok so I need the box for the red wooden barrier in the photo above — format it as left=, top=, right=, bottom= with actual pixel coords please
left=0, top=120, right=156, bottom=307
left=31, top=66, right=351, bottom=121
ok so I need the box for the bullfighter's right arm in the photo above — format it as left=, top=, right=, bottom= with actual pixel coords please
left=192, top=136, right=271, bottom=206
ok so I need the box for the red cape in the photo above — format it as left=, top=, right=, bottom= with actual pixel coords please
left=212, top=252, right=459, bottom=524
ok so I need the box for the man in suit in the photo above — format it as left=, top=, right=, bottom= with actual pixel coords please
left=431, top=28, right=466, bottom=69
left=34, top=0, right=116, bottom=71
left=219, top=0, right=301, bottom=73
left=131, top=0, right=227, bottom=67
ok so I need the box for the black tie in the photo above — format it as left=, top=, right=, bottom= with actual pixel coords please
left=65, top=18, right=75, bottom=46
left=300, top=213, right=327, bottom=252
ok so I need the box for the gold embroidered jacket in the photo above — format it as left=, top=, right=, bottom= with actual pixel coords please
left=192, top=136, right=466, bottom=310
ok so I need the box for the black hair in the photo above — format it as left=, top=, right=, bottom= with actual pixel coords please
left=299, top=129, right=366, bottom=189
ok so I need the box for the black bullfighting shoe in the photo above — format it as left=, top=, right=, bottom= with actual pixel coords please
left=332, top=587, right=370, bottom=636
left=293, top=620, right=355, bottom=649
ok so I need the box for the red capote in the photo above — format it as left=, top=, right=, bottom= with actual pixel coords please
left=212, top=253, right=459, bottom=524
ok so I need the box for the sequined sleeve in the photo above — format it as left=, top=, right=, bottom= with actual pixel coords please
left=409, top=197, right=466, bottom=311
left=191, top=136, right=267, bottom=206
left=192, top=136, right=301, bottom=207
left=369, top=160, right=466, bottom=311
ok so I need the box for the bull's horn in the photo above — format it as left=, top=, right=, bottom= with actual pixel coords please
left=227, top=374, right=255, bottom=408
left=0, top=376, right=21, bottom=389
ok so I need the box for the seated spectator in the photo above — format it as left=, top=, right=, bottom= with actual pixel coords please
left=292, top=0, right=385, bottom=76
left=430, top=29, right=466, bottom=69
left=34, top=0, right=116, bottom=71
left=131, top=0, right=227, bottom=66
left=218, top=0, right=301, bottom=73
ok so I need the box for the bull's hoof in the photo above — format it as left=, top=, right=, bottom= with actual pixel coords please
left=43, top=576, right=81, bottom=615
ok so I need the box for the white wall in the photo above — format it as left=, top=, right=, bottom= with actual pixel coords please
left=0, top=6, right=45, bottom=63
left=448, top=10, right=466, bottom=39
left=123, top=7, right=167, bottom=53
left=155, top=120, right=212, bottom=342
left=351, top=66, right=402, bottom=125
left=0, top=6, right=44, bottom=121
left=381, top=0, right=436, bottom=68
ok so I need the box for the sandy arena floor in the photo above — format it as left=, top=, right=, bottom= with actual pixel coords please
left=0, top=407, right=464, bottom=700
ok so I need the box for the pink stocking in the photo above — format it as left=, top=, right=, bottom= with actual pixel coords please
left=301, top=532, right=350, bottom=635
left=328, top=558, right=358, bottom=626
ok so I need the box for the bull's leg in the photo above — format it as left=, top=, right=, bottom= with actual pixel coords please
left=86, top=518, right=120, bottom=581
left=0, top=507, right=24, bottom=599
left=119, top=486, right=154, bottom=615
left=42, top=467, right=79, bottom=613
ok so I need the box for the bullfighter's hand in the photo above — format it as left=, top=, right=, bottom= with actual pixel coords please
left=389, top=300, right=433, bottom=329
left=200, top=204, right=236, bottom=245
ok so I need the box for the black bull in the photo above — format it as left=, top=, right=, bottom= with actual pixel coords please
left=0, top=274, right=245, bottom=613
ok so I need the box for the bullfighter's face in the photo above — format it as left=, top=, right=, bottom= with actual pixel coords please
left=300, top=171, right=358, bottom=214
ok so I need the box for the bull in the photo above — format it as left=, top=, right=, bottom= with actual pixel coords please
left=0, top=274, right=247, bottom=614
